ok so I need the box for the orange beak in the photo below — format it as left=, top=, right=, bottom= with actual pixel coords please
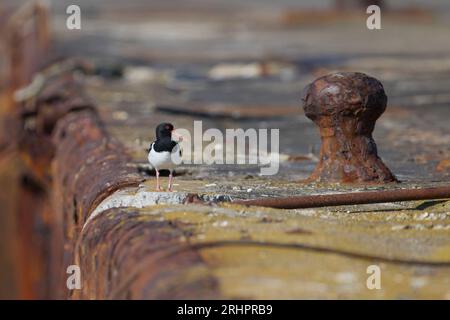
left=172, top=131, right=183, bottom=142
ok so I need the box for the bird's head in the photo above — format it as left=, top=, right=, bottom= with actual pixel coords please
left=155, top=123, right=183, bottom=141
left=155, top=122, right=174, bottom=139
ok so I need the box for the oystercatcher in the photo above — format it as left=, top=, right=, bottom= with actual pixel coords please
left=148, top=123, right=182, bottom=191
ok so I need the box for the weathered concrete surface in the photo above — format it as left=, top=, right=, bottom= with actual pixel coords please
left=1, top=0, right=450, bottom=299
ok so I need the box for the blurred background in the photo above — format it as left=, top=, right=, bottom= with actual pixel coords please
left=1, top=0, right=450, bottom=299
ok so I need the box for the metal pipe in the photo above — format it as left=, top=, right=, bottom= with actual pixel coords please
left=233, top=185, right=450, bottom=209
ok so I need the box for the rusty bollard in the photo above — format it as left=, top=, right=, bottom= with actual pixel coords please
left=301, top=72, right=397, bottom=183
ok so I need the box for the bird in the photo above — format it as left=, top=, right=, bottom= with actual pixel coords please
left=148, top=123, right=182, bottom=191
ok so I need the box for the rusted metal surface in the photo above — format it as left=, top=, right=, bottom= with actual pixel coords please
left=73, top=208, right=221, bottom=299
left=30, top=72, right=144, bottom=297
left=8, top=64, right=145, bottom=298
left=6, top=0, right=50, bottom=99
left=14, top=71, right=92, bottom=184
left=3, top=3, right=144, bottom=296
left=0, top=1, right=52, bottom=299
left=2, top=0, right=52, bottom=179
left=5, top=77, right=147, bottom=299
left=302, top=72, right=397, bottom=184
left=0, top=151, right=20, bottom=299
left=15, top=174, right=52, bottom=299
left=234, top=185, right=450, bottom=209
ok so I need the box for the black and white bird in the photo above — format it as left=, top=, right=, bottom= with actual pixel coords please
left=148, top=123, right=182, bottom=191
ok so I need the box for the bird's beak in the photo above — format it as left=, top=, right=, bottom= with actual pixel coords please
left=172, top=131, right=183, bottom=142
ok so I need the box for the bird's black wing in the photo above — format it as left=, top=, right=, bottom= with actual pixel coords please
left=146, top=142, right=155, bottom=153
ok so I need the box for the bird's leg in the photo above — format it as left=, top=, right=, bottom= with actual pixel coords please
left=155, top=169, right=162, bottom=191
left=168, top=170, right=174, bottom=192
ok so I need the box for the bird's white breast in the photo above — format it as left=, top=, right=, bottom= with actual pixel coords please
left=148, top=143, right=181, bottom=170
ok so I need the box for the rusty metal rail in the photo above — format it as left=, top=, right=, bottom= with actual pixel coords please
left=234, top=185, right=450, bottom=209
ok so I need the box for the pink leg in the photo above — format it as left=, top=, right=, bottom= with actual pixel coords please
left=156, top=169, right=162, bottom=191
left=168, top=171, right=174, bottom=192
